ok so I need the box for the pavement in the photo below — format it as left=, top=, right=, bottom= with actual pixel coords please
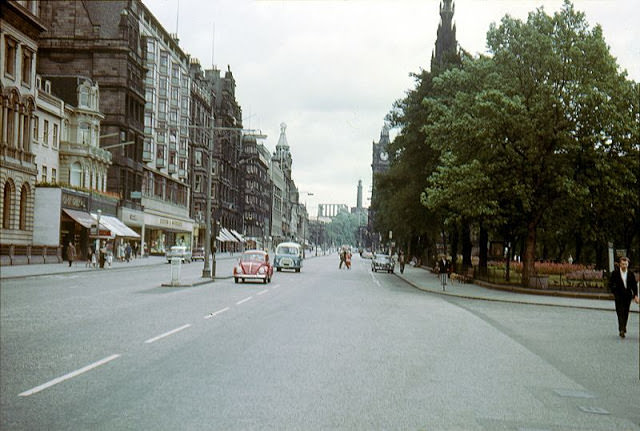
left=1, top=254, right=636, bottom=313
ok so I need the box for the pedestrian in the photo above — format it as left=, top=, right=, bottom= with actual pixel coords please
left=125, top=243, right=132, bottom=262
left=398, top=250, right=405, bottom=274
left=608, top=256, right=639, bottom=338
left=66, top=242, right=76, bottom=267
left=339, top=248, right=346, bottom=269
left=437, top=255, right=449, bottom=288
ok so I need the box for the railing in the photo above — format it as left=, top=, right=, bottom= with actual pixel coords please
left=0, top=245, right=62, bottom=266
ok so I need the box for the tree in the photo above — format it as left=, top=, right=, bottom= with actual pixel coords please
left=420, top=1, right=638, bottom=285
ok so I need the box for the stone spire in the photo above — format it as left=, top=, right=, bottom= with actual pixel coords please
left=431, top=0, right=460, bottom=73
left=273, top=122, right=292, bottom=177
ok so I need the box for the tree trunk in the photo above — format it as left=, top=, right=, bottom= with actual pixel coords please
left=522, top=222, right=537, bottom=287
left=462, top=223, right=472, bottom=269
left=478, top=225, right=488, bottom=276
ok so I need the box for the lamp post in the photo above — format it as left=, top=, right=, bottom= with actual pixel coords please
left=95, top=209, right=102, bottom=255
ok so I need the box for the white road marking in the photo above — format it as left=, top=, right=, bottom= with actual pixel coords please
left=18, top=354, right=121, bottom=397
left=257, top=290, right=269, bottom=296
left=236, top=296, right=253, bottom=305
left=204, top=307, right=230, bottom=320
left=144, top=324, right=191, bottom=344
left=370, top=273, right=381, bottom=287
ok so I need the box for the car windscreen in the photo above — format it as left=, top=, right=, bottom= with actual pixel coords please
left=276, top=247, right=298, bottom=255
left=241, top=253, right=265, bottom=262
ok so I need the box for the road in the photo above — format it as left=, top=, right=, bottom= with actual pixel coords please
left=1, top=255, right=639, bottom=430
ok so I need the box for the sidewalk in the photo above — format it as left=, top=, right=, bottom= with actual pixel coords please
left=394, top=263, right=631, bottom=313
left=0, top=253, right=238, bottom=281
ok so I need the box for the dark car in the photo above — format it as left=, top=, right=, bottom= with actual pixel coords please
left=372, top=254, right=394, bottom=273
left=191, top=247, right=205, bottom=261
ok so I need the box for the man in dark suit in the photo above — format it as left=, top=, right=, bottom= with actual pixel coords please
left=608, top=256, right=639, bottom=338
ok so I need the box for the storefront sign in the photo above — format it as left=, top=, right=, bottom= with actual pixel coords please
left=62, top=192, right=88, bottom=211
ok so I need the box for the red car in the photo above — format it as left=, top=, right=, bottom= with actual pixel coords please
left=233, top=250, right=274, bottom=284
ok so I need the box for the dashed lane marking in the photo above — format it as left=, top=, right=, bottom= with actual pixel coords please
left=144, top=324, right=192, bottom=344
left=204, top=307, right=230, bottom=320
left=236, top=296, right=253, bottom=305
left=19, top=354, right=121, bottom=397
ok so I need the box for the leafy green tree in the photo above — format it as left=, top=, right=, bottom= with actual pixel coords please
left=421, top=1, right=637, bottom=284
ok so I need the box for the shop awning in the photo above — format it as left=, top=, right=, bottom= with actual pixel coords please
left=220, top=227, right=239, bottom=242
left=92, top=214, right=140, bottom=239
left=63, top=208, right=97, bottom=229
left=230, top=229, right=246, bottom=243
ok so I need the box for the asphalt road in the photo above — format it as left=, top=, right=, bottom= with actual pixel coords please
left=1, top=255, right=639, bottom=430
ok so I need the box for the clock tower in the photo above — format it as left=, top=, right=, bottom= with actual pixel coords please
left=371, top=124, right=390, bottom=178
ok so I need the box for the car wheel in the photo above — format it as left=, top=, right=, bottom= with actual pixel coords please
left=234, top=277, right=238, bottom=284
left=295, top=268, right=300, bottom=273
left=263, top=278, right=267, bottom=284
left=277, top=268, right=281, bottom=272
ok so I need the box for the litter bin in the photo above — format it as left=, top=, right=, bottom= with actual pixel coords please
left=170, top=257, right=181, bottom=285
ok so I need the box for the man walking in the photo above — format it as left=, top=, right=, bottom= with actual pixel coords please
left=608, top=256, right=639, bottom=338
left=66, top=242, right=76, bottom=267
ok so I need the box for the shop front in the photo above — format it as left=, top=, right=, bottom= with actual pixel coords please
left=144, top=212, right=194, bottom=256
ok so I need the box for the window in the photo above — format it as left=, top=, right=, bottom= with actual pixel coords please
left=194, top=174, right=202, bottom=192
left=33, top=116, right=39, bottom=143
left=3, top=182, right=12, bottom=229
left=70, top=162, right=82, bottom=187
left=80, top=123, right=90, bottom=144
left=41, top=166, right=47, bottom=182
left=19, top=184, right=28, bottom=230
left=53, top=124, right=58, bottom=148
left=22, top=48, right=33, bottom=87
left=195, top=150, right=202, bottom=167
left=43, top=120, right=49, bottom=146
left=4, top=37, right=16, bottom=78
left=79, top=83, right=89, bottom=107
left=51, top=168, right=57, bottom=183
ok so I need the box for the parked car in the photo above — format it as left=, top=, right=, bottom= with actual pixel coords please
left=166, top=245, right=192, bottom=263
left=371, top=253, right=394, bottom=273
left=274, top=242, right=303, bottom=272
left=233, top=250, right=274, bottom=284
left=191, top=247, right=205, bottom=261
left=361, top=249, right=373, bottom=259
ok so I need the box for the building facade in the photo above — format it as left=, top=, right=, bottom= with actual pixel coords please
left=139, top=4, right=193, bottom=253
left=1, top=0, right=46, bottom=249
left=240, top=135, right=272, bottom=250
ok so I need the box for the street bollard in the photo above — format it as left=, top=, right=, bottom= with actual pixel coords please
left=170, top=257, right=181, bottom=286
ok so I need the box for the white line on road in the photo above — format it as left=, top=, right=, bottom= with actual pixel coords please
left=144, top=324, right=192, bottom=344
left=236, top=296, right=253, bottom=305
left=257, top=290, right=269, bottom=296
left=18, top=354, right=121, bottom=397
left=204, top=307, right=230, bottom=320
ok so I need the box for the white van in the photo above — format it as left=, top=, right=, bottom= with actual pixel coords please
left=274, top=242, right=303, bottom=272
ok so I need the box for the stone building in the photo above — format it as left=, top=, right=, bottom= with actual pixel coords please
left=36, top=0, right=194, bottom=254
left=1, top=0, right=46, bottom=251
left=203, top=66, right=244, bottom=250
left=188, top=59, right=214, bottom=249
left=240, top=135, right=272, bottom=250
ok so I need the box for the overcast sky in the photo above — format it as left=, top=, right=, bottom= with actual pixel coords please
left=143, top=0, right=639, bottom=217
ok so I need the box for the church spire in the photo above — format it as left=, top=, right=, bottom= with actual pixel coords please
left=431, top=0, right=460, bottom=73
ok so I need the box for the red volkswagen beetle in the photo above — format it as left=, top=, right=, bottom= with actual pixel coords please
left=233, top=250, right=274, bottom=284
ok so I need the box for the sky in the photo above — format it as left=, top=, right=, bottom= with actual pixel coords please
left=143, top=0, right=639, bottom=218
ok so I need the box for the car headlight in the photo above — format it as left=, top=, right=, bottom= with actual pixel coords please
left=258, top=266, right=266, bottom=274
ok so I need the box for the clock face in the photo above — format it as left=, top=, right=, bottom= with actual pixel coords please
left=379, top=150, right=388, bottom=161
